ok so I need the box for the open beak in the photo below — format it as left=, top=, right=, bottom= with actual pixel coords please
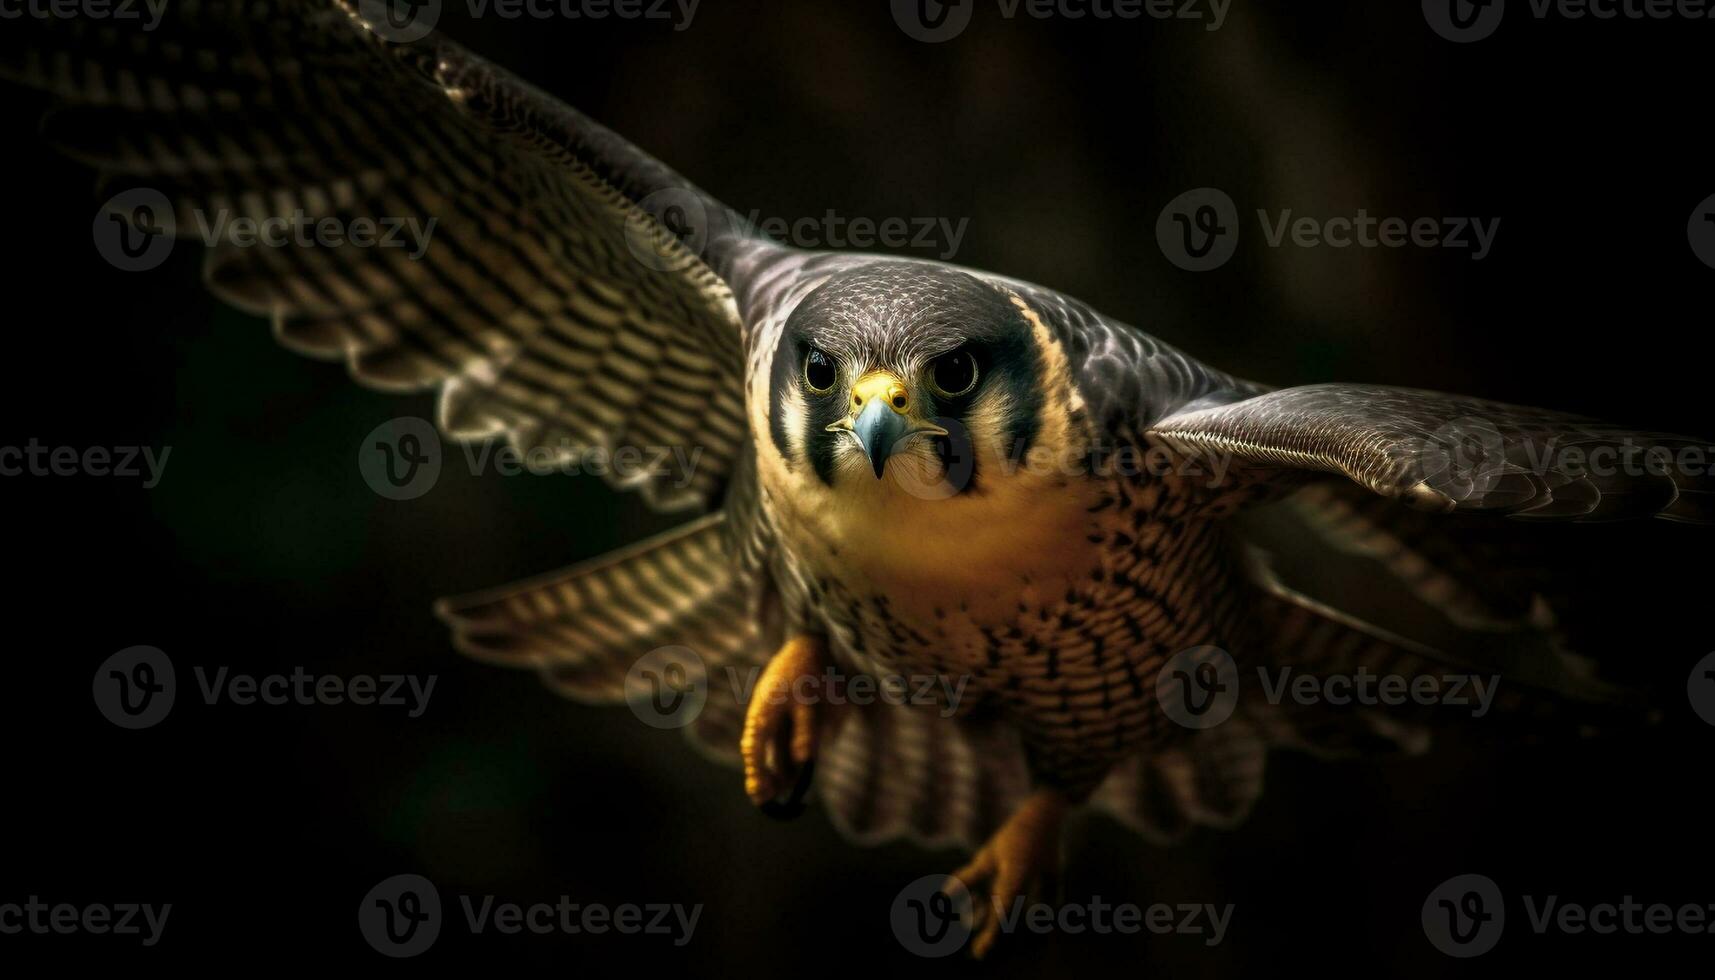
left=826, top=371, right=944, bottom=479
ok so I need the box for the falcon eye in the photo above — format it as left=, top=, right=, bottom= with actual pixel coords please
left=803, top=348, right=837, bottom=394
left=928, top=348, right=979, bottom=398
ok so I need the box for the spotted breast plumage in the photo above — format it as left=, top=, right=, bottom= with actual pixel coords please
left=10, top=1, right=1709, bottom=959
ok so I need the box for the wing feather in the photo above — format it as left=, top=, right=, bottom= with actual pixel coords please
left=3, top=0, right=769, bottom=510
left=1149, top=383, right=1713, bottom=523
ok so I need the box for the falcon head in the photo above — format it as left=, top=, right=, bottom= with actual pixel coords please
left=768, top=262, right=1048, bottom=497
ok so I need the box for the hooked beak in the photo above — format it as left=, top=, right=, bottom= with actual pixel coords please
left=852, top=398, right=906, bottom=478
left=827, top=371, right=945, bottom=479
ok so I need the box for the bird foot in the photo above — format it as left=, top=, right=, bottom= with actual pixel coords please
left=947, top=787, right=1067, bottom=959
left=740, top=633, right=827, bottom=816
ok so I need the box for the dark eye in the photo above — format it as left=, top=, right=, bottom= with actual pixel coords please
left=803, top=348, right=837, bottom=394
left=929, top=348, right=979, bottom=397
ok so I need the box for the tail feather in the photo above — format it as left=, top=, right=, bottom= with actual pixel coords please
left=1090, top=588, right=1436, bottom=845
left=817, top=704, right=1033, bottom=852
left=1091, top=718, right=1269, bottom=844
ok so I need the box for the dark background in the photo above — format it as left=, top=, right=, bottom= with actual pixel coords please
left=2, top=0, right=1711, bottom=973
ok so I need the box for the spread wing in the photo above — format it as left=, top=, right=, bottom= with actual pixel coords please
left=1148, top=383, right=1714, bottom=523
left=2, top=0, right=764, bottom=510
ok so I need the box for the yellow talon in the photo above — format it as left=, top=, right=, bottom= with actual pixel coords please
left=740, top=634, right=827, bottom=808
left=947, top=787, right=1067, bottom=960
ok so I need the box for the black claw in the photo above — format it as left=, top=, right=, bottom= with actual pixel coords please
left=759, top=758, right=815, bottom=820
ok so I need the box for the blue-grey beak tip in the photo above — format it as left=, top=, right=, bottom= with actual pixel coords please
left=852, top=400, right=906, bottom=479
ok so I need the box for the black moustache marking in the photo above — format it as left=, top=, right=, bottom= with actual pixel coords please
left=771, top=262, right=1046, bottom=491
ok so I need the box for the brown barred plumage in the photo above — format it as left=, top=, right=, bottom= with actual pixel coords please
left=8, top=1, right=1703, bottom=875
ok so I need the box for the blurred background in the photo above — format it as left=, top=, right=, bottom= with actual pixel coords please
left=2, top=0, right=1711, bottom=972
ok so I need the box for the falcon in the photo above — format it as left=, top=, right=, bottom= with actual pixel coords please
left=9, top=2, right=1709, bottom=957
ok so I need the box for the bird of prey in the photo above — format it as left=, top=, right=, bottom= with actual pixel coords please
left=9, top=2, right=1709, bottom=957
